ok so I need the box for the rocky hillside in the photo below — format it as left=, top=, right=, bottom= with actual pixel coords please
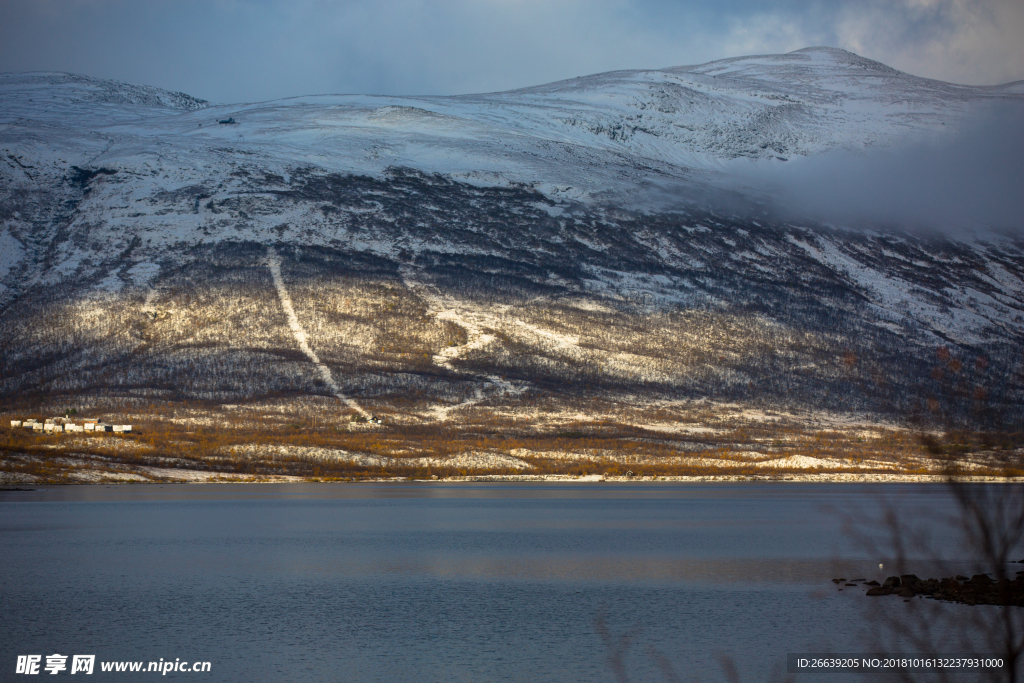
left=1, top=49, right=1022, bottom=430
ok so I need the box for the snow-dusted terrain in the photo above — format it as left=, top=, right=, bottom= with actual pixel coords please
left=1, top=47, right=1022, bottom=425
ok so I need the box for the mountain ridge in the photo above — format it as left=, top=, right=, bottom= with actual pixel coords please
left=0, top=47, right=1022, bottom=435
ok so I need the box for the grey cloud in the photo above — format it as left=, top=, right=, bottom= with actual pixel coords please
left=731, top=102, right=1024, bottom=234
left=0, top=0, right=1021, bottom=103
left=830, top=0, right=1024, bottom=86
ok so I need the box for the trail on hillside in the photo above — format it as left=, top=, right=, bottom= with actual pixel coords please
left=266, top=247, right=369, bottom=418
left=401, top=267, right=523, bottom=420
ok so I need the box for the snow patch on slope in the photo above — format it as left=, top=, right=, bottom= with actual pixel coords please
left=0, top=228, right=24, bottom=281
left=267, top=246, right=369, bottom=417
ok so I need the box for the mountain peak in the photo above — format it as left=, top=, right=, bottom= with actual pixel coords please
left=788, top=46, right=904, bottom=73
left=0, top=71, right=208, bottom=110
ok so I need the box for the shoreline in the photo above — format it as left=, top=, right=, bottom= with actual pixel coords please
left=4, top=472, right=1024, bottom=487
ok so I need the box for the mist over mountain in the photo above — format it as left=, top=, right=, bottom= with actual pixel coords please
left=726, top=100, right=1024, bottom=233
left=1, top=47, right=1022, bottom=431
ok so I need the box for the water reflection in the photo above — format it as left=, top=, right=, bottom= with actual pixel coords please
left=0, top=483, right=972, bottom=683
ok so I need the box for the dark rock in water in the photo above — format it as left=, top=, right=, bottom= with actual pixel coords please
left=850, top=570, right=1023, bottom=607
left=845, top=583, right=857, bottom=587
left=851, top=578, right=866, bottom=582
left=832, top=578, right=846, bottom=583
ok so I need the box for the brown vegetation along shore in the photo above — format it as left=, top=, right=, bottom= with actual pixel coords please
left=2, top=397, right=1021, bottom=485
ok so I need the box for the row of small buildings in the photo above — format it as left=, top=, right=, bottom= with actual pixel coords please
left=11, top=418, right=133, bottom=433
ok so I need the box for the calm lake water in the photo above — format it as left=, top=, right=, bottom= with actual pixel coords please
left=0, top=483, right=1002, bottom=682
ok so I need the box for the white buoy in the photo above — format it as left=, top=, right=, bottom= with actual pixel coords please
left=879, top=563, right=884, bottom=570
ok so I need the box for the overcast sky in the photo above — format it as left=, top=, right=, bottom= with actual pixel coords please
left=1, top=0, right=1021, bottom=103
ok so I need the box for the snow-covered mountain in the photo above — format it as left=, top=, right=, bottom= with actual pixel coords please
left=1, top=48, right=1022, bottom=424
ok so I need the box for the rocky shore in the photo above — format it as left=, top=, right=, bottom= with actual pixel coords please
left=834, top=571, right=1024, bottom=606
left=5, top=468, right=1024, bottom=485
left=441, top=473, right=1024, bottom=483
